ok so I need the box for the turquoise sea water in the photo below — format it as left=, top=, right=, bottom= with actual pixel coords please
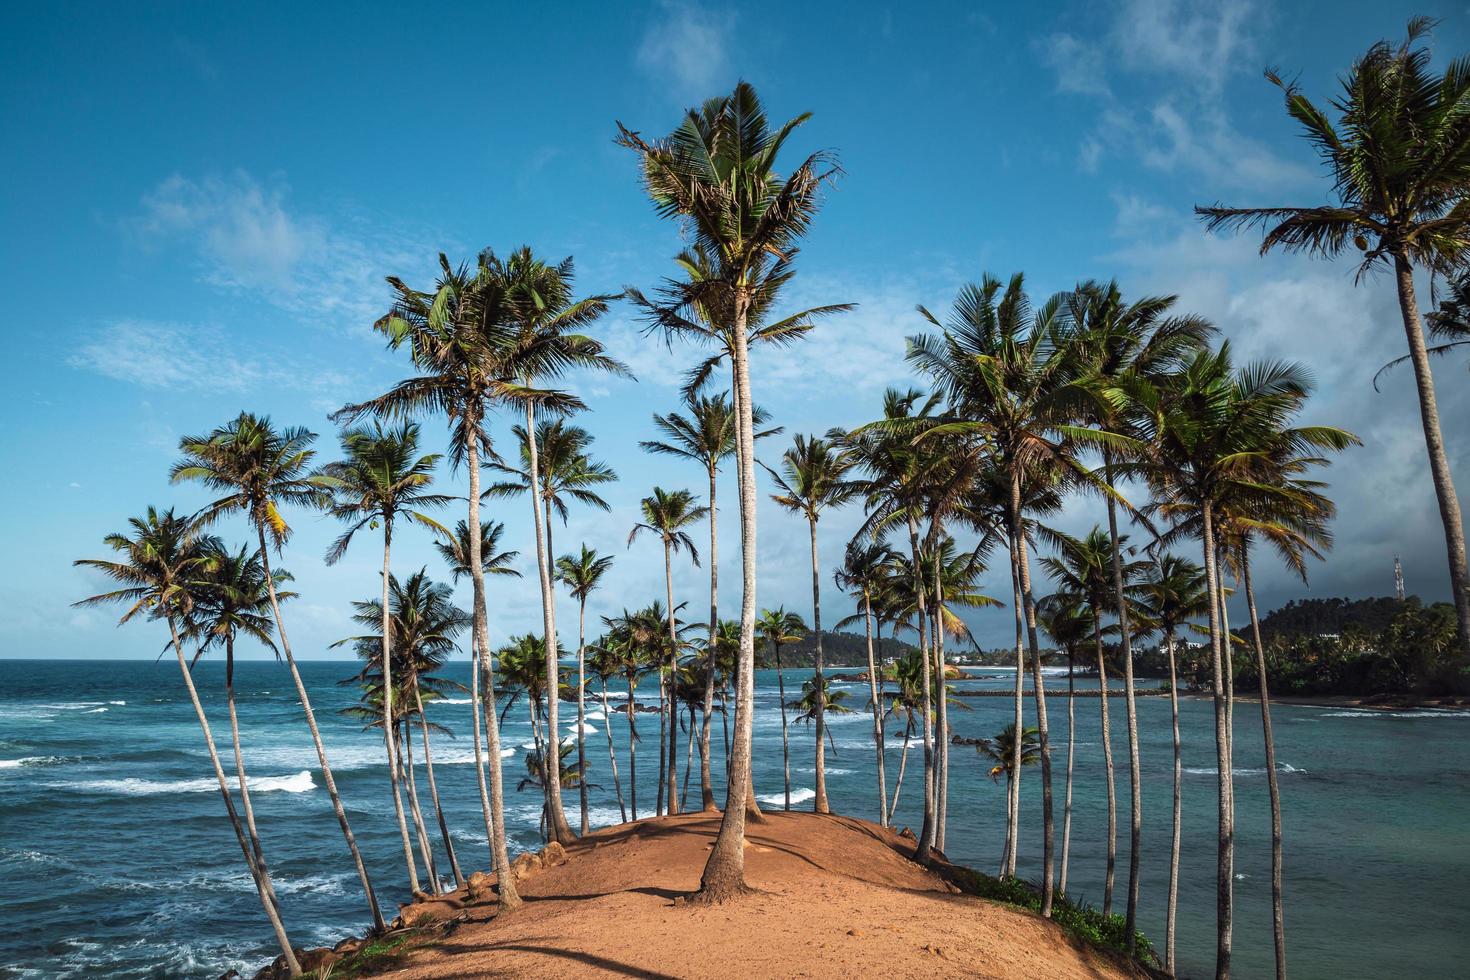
left=1, top=658, right=1466, bottom=979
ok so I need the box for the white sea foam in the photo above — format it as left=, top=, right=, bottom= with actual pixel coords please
left=1185, top=763, right=1305, bottom=777
left=1319, top=709, right=1470, bottom=719
left=82, top=707, right=108, bottom=714
left=0, top=756, right=63, bottom=769
left=431, top=698, right=473, bottom=705
left=758, top=787, right=817, bottom=805
left=56, top=770, right=316, bottom=795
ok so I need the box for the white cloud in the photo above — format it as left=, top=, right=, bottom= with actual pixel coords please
left=636, top=0, right=734, bottom=99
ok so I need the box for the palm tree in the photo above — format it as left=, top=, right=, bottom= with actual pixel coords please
left=1040, top=526, right=1145, bottom=917
left=518, top=744, right=595, bottom=841
left=1035, top=592, right=1094, bottom=897
left=970, top=723, right=1040, bottom=789
left=587, top=639, right=630, bottom=823
left=1133, top=554, right=1210, bottom=975
left=556, top=545, right=615, bottom=834
left=1122, top=343, right=1357, bottom=978
left=619, top=82, right=843, bottom=900
left=75, top=510, right=300, bottom=974
left=755, top=607, right=808, bottom=810
left=642, top=392, right=780, bottom=811
left=834, top=539, right=901, bottom=827
left=787, top=673, right=853, bottom=754
left=909, top=275, right=1096, bottom=913
left=320, top=420, right=451, bottom=895
left=181, top=542, right=294, bottom=913
left=763, top=434, right=856, bottom=814
left=434, top=519, right=520, bottom=868
left=172, top=414, right=384, bottom=929
left=1067, top=279, right=1213, bottom=943
left=629, top=487, right=707, bottom=815
left=496, top=633, right=565, bottom=834
left=882, top=650, right=926, bottom=817
left=1196, top=18, right=1470, bottom=657
left=333, top=251, right=544, bottom=909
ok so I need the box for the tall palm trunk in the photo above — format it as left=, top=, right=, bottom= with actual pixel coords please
left=626, top=675, right=639, bottom=819
left=931, top=537, right=950, bottom=848
left=1004, top=534, right=1024, bottom=878
left=701, top=463, right=720, bottom=811
left=254, top=525, right=383, bottom=930
left=1060, top=649, right=1075, bottom=896
left=468, top=636, right=496, bottom=868
left=575, top=595, right=590, bottom=835
left=1243, top=550, right=1285, bottom=980
left=699, top=297, right=761, bottom=901
left=380, top=525, right=421, bottom=894
left=1201, top=503, right=1235, bottom=979
left=413, top=676, right=465, bottom=889
left=1091, top=592, right=1117, bottom=917
left=681, top=703, right=696, bottom=809
left=464, top=430, right=520, bottom=910
left=1165, top=627, right=1183, bottom=976
left=167, top=620, right=299, bottom=975
left=662, top=539, right=681, bottom=815
left=600, top=680, right=627, bottom=822
left=908, top=515, right=937, bottom=863
left=774, top=641, right=791, bottom=809
left=862, top=596, right=888, bottom=827
left=656, top=665, right=668, bottom=817
left=808, top=516, right=830, bottom=814
left=399, top=721, right=439, bottom=893
left=524, top=403, right=574, bottom=843
left=1102, top=455, right=1142, bottom=948
left=721, top=677, right=732, bottom=778
left=1395, top=254, right=1470, bottom=654
left=890, top=722, right=912, bottom=814
left=224, top=638, right=278, bottom=909
left=1012, top=488, right=1055, bottom=917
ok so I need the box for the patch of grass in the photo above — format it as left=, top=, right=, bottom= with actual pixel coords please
left=942, top=865, right=1157, bottom=968
left=309, top=932, right=416, bottom=979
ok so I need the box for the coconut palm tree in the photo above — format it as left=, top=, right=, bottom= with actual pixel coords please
left=882, top=649, right=926, bottom=817
left=556, top=545, right=615, bottom=834
left=496, top=632, right=566, bottom=832
left=320, top=420, right=451, bottom=895
left=1035, top=592, right=1095, bottom=897
left=1066, top=279, right=1214, bottom=943
left=181, top=542, right=295, bottom=913
left=75, top=510, right=300, bottom=974
left=1196, top=18, right=1470, bottom=658
left=1133, top=554, right=1210, bottom=975
left=969, top=723, right=1040, bottom=789
left=618, top=82, right=843, bottom=900
left=433, top=519, right=520, bottom=866
left=642, top=392, right=780, bottom=811
left=909, top=275, right=1098, bottom=913
left=587, top=639, right=630, bottom=823
left=1121, top=343, right=1358, bottom=978
left=171, top=414, right=384, bottom=929
left=763, top=434, right=857, bottom=814
left=1040, top=526, right=1146, bottom=917
left=755, top=607, right=808, bottom=810
left=787, top=673, right=853, bottom=755
left=833, top=539, right=902, bottom=827
left=599, top=610, right=659, bottom=818
left=629, top=487, right=707, bottom=815
left=517, top=744, right=594, bottom=841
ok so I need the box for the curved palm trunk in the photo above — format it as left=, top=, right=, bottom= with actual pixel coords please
left=698, top=304, right=760, bottom=901
left=400, top=721, right=439, bottom=894
left=862, top=597, right=888, bottom=827
left=908, top=516, right=937, bottom=863
left=1394, top=254, right=1470, bottom=655
left=1165, top=627, right=1183, bottom=976
left=1004, top=535, right=1024, bottom=878
left=931, top=539, right=950, bottom=849
left=168, top=621, right=299, bottom=975
left=1092, top=598, right=1117, bottom=917
left=626, top=675, right=639, bottom=819
left=224, top=639, right=278, bottom=908
left=1102, top=459, right=1142, bottom=948
left=524, top=404, right=574, bottom=843
left=254, top=528, right=383, bottom=930
left=576, top=595, right=590, bottom=836
left=413, top=677, right=464, bottom=889
left=701, top=464, right=720, bottom=811
left=464, top=431, right=520, bottom=910
left=1243, top=551, right=1285, bottom=980
left=1060, top=649, right=1075, bottom=896
left=890, top=722, right=912, bottom=815
left=662, top=539, right=681, bottom=815
left=1201, top=503, right=1235, bottom=979
left=808, top=516, right=830, bottom=814
left=468, top=636, right=496, bottom=868
left=774, top=641, right=791, bottom=809
left=600, top=680, right=627, bottom=822
left=1012, top=490, right=1054, bottom=916
left=681, top=703, right=696, bottom=809
left=380, top=526, right=421, bottom=895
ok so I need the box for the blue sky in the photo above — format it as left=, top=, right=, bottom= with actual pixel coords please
left=4, top=0, right=1468, bottom=660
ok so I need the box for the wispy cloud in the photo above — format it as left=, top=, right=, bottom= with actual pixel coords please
left=636, top=0, right=735, bottom=99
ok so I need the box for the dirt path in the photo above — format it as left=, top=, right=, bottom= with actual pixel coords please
left=379, top=811, right=1140, bottom=979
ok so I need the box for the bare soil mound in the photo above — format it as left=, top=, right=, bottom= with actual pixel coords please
left=374, top=810, right=1143, bottom=979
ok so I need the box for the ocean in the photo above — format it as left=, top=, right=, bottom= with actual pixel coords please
left=1, top=658, right=1466, bottom=979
